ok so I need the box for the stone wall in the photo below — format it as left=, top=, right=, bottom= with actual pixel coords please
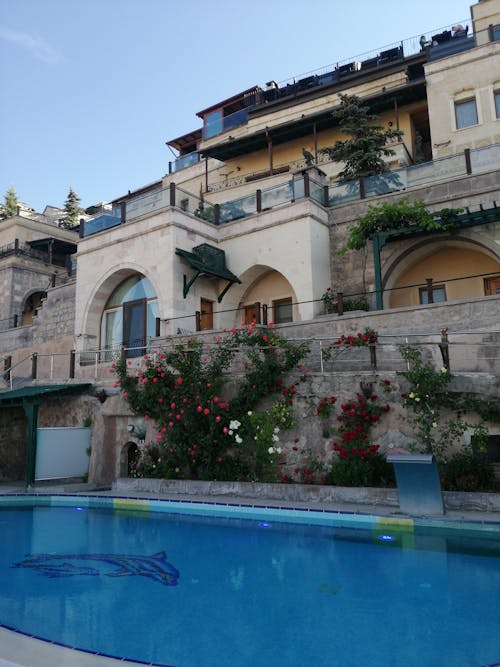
left=0, top=407, right=26, bottom=481
left=329, top=169, right=500, bottom=296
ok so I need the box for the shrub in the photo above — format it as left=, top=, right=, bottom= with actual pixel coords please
left=439, top=452, right=496, bottom=492
left=326, top=452, right=395, bottom=487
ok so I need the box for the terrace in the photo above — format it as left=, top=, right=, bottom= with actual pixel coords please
left=81, top=143, right=500, bottom=237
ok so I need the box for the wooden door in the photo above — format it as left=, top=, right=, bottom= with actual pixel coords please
left=200, top=298, right=214, bottom=330
left=484, top=276, right=500, bottom=295
left=244, top=302, right=261, bottom=324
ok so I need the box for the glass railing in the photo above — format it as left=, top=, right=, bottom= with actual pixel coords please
left=83, top=208, right=121, bottom=237
left=470, top=144, right=500, bottom=174
left=219, top=193, right=257, bottom=223
left=175, top=186, right=205, bottom=217
left=261, top=180, right=295, bottom=210
left=223, top=109, right=248, bottom=132
left=84, top=142, right=500, bottom=236
left=125, top=188, right=170, bottom=221
left=406, top=153, right=467, bottom=188
left=328, top=180, right=360, bottom=206
left=309, top=177, right=325, bottom=204
left=202, top=108, right=249, bottom=140
left=173, top=152, right=199, bottom=172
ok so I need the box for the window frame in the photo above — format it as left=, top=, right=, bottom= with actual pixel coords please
left=419, top=284, right=447, bottom=305
left=454, top=97, right=478, bottom=130
left=272, top=297, right=293, bottom=324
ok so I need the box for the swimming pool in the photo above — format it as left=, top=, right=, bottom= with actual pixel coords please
left=0, top=495, right=499, bottom=667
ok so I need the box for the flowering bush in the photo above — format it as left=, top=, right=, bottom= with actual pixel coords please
left=115, top=324, right=308, bottom=481
left=316, top=396, right=337, bottom=418
left=327, top=381, right=394, bottom=487
left=331, top=327, right=378, bottom=348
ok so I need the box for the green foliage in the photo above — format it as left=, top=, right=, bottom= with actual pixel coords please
left=115, top=325, right=308, bottom=481
left=321, top=288, right=369, bottom=314
left=318, top=94, right=404, bottom=181
left=61, top=187, right=83, bottom=229
left=439, top=451, right=496, bottom=492
left=326, top=452, right=395, bottom=487
left=399, top=347, right=495, bottom=466
left=341, top=198, right=463, bottom=253
left=2, top=186, right=19, bottom=218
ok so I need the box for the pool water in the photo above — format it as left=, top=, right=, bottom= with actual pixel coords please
left=0, top=503, right=499, bottom=667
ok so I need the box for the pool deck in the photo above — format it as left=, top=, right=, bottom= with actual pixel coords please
left=1, top=481, right=499, bottom=667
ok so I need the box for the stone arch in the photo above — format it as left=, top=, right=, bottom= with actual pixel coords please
left=233, top=264, right=298, bottom=324
left=79, top=264, right=162, bottom=350
left=21, top=289, right=47, bottom=325
left=383, top=237, right=500, bottom=308
left=119, top=440, right=139, bottom=477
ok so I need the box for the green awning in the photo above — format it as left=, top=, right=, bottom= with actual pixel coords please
left=0, top=383, right=92, bottom=407
left=176, top=243, right=241, bottom=302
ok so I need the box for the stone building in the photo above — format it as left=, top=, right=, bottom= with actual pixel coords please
left=1, top=0, right=499, bottom=486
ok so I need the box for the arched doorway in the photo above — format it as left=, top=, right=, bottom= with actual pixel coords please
left=100, top=274, right=159, bottom=357
left=120, top=441, right=139, bottom=477
left=386, top=242, right=500, bottom=308
left=238, top=269, right=297, bottom=325
left=21, top=291, right=47, bottom=325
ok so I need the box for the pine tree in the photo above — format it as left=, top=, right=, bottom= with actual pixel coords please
left=61, top=187, right=82, bottom=229
left=2, top=186, right=19, bottom=218
left=319, top=94, right=403, bottom=182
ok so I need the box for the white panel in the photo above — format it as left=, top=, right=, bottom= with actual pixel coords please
left=35, top=427, right=91, bottom=481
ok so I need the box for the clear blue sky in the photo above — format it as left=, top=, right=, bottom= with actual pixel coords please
left=1, top=0, right=472, bottom=212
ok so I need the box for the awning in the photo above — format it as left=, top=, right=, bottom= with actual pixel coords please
left=175, top=243, right=241, bottom=302
left=27, top=238, right=78, bottom=255
left=0, top=383, right=92, bottom=407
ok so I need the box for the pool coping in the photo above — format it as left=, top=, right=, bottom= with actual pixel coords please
left=1, top=492, right=500, bottom=533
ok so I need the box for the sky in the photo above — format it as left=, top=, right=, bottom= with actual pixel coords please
left=0, top=0, right=473, bottom=213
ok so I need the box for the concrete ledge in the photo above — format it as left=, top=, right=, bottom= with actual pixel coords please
left=113, top=477, right=500, bottom=513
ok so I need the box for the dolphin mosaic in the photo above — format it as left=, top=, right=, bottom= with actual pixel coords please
left=12, top=551, right=179, bottom=586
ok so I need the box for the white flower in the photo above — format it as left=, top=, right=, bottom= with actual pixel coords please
left=414, top=397, right=420, bottom=402
left=432, top=422, right=438, bottom=428
left=229, top=419, right=241, bottom=430
left=274, top=426, right=280, bottom=434
left=276, top=447, right=282, bottom=454
left=228, top=430, right=233, bottom=436
left=409, top=392, right=415, bottom=399
left=235, top=434, right=242, bottom=444
left=272, top=434, right=279, bottom=442
left=440, top=367, right=447, bottom=374
left=268, top=447, right=275, bottom=454
left=247, top=411, right=253, bottom=416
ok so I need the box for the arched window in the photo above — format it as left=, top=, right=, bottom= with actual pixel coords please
left=101, top=274, right=159, bottom=357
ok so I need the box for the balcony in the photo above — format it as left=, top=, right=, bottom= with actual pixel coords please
left=81, top=143, right=500, bottom=238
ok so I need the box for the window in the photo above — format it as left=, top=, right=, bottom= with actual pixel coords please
left=490, top=24, right=500, bottom=41
left=101, top=274, right=159, bottom=358
left=272, top=297, right=293, bottom=324
left=455, top=98, right=478, bottom=129
left=419, top=285, right=446, bottom=305
left=495, top=91, right=500, bottom=119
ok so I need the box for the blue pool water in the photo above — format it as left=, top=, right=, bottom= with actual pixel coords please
left=0, top=500, right=499, bottom=667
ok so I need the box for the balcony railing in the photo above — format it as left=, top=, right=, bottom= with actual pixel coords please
left=81, top=143, right=500, bottom=237
left=171, top=151, right=200, bottom=173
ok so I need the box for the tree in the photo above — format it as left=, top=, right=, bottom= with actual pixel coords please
left=61, top=187, right=82, bottom=229
left=2, top=186, right=19, bottom=218
left=319, top=94, right=404, bottom=181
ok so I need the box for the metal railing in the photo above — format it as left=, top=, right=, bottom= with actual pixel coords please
left=2, top=321, right=499, bottom=390
left=81, top=143, right=500, bottom=238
